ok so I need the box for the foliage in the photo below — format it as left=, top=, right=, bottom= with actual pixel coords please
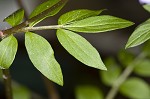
left=0, top=0, right=133, bottom=85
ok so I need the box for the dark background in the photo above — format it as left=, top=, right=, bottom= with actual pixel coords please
left=0, top=0, right=149, bottom=99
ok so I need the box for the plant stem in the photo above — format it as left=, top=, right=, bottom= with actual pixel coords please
left=2, top=0, right=68, bottom=37
left=105, top=52, right=146, bottom=99
left=2, top=69, right=13, bottom=99
left=18, top=25, right=63, bottom=32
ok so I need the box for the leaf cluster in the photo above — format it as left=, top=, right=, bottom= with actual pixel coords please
left=0, top=0, right=133, bottom=86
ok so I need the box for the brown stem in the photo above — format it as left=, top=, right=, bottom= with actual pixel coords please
left=2, top=69, right=13, bottom=99
left=3, top=0, right=68, bottom=37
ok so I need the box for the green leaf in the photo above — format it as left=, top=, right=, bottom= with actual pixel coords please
left=118, top=50, right=134, bottom=66
left=57, top=29, right=106, bottom=70
left=0, top=35, right=18, bottom=69
left=4, top=9, right=24, bottom=26
left=29, top=0, right=66, bottom=26
left=58, top=9, right=105, bottom=25
left=13, top=85, right=31, bottom=99
left=63, top=15, right=134, bottom=33
left=25, top=32, right=63, bottom=85
left=75, top=85, right=103, bottom=99
left=143, top=4, right=150, bottom=13
left=134, top=59, right=150, bottom=77
left=119, top=77, right=150, bottom=99
left=125, top=18, right=150, bottom=48
left=101, top=57, right=121, bottom=86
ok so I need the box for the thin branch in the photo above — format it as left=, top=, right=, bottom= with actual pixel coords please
left=105, top=52, right=146, bottom=99
left=3, top=0, right=68, bottom=36
left=18, top=25, right=63, bottom=32
left=2, top=69, right=13, bottom=99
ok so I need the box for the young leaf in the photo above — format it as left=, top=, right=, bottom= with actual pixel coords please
left=58, top=9, right=105, bottom=25
left=119, top=77, right=150, bottom=99
left=143, top=4, right=150, bottom=13
left=29, top=0, right=67, bottom=26
left=126, top=18, right=150, bottom=48
left=4, top=9, right=24, bottom=26
left=134, top=59, right=150, bottom=77
left=101, top=57, right=121, bottom=86
left=63, top=15, right=134, bottom=33
left=75, top=85, right=103, bottom=99
left=57, top=29, right=106, bottom=70
left=25, top=32, right=63, bottom=85
left=0, top=35, right=18, bottom=69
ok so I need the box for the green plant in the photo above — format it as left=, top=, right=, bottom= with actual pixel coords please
left=75, top=3, right=150, bottom=99
left=0, top=0, right=134, bottom=99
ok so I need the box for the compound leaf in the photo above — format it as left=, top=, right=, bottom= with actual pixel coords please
left=63, top=15, right=134, bottom=33
left=57, top=29, right=106, bottom=70
left=58, top=9, right=104, bottom=25
left=0, top=35, right=18, bottom=69
left=4, top=9, right=24, bottom=26
left=25, top=32, right=63, bottom=85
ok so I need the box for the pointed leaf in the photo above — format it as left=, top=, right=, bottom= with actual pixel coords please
left=4, top=9, right=24, bottom=26
left=63, top=15, right=134, bottom=33
left=119, top=78, right=150, bottom=99
left=57, top=29, right=106, bottom=70
left=143, top=4, right=150, bottom=13
left=75, top=85, right=103, bottom=99
left=134, top=59, right=150, bottom=77
left=101, top=57, right=121, bottom=86
left=58, top=9, right=105, bottom=25
left=126, top=18, right=150, bottom=48
left=29, top=0, right=67, bottom=26
left=0, top=35, right=18, bottom=69
left=25, top=32, right=63, bottom=85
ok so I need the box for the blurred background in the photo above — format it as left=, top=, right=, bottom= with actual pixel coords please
left=0, top=0, right=150, bottom=99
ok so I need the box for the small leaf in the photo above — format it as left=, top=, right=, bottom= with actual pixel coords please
left=119, top=77, right=150, bottom=99
left=4, top=9, right=24, bottom=26
left=126, top=18, right=150, bottom=48
left=63, top=15, right=134, bottom=33
left=58, top=9, right=105, bottom=25
left=75, top=85, right=103, bottom=99
left=25, top=32, right=63, bottom=85
left=101, top=57, right=121, bottom=86
left=118, top=50, right=134, bottom=66
left=57, top=29, right=106, bottom=70
left=29, top=0, right=66, bottom=26
left=143, top=4, right=150, bottom=13
left=0, top=35, right=18, bottom=69
left=134, top=59, right=150, bottom=77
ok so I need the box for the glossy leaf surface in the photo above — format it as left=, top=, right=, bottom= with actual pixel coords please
left=25, top=32, right=63, bottom=85
left=0, top=35, right=18, bottom=69
left=4, top=9, right=24, bottom=26
left=126, top=19, right=150, bottom=48
left=29, top=0, right=66, bottom=26
left=63, top=15, right=134, bottom=33
left=57, top=29, right=106, bottom=70
left=58, top=9, right=104, bottom=25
